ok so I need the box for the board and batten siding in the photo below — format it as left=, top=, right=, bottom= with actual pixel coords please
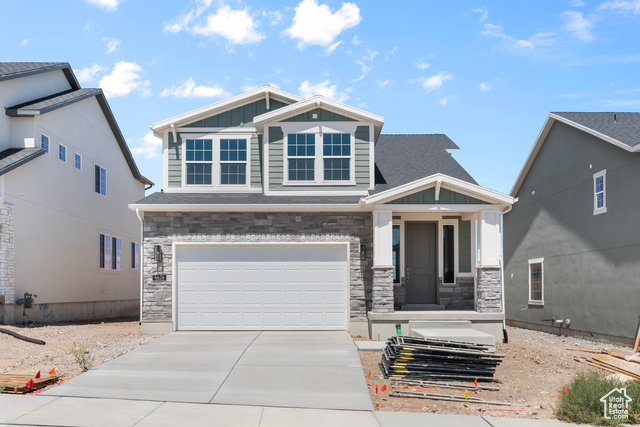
left=267, top=124, right=371, bottom=191
left=184, top=99, right=288, bottom=128
left=386, top=188, right=488, bottom=205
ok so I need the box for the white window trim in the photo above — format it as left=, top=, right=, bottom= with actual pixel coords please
left=99, top=233, right=122, bottom=272
left=74, top=152, right=82, bottom=171
left=131, top=241, right=140, bottom=270
left=95, top=164, right=107, bottom=197
left=58, top=143, right=67, bottom=163
left=439, top=219, right=458, bottom=285
left=281, top=122, right=357, bottom=186
left=593, top=169, right=607, bottom=216
left=181, top=133, right=252, bottom=190
left=41, top=133, right=50, bottom=154
left=528, top=257, right=544, bottom=305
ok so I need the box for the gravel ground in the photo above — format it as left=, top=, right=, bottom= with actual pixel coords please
left=0, top=319, right=158, bottom=381
left=359, top=326, right=634, bottom=420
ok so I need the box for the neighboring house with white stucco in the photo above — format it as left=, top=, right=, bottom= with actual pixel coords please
left=130, top=85, right=512, bottom=340
left=0, top=62, right=152, bottom=324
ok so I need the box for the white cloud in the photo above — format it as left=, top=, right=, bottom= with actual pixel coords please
left=353, top=49, right=378, bottom=82
left=473, top=7, right=488, bottom=22
left=99, top=62, right=150, bottom=98
left=193, top=5, right=264, bottom=45
left=131, top=131, right=162, bottom=159
left=20, top=39, right=28, bottom=47
left=284, top=0, right=362, bottom=48
left=351, top=35, right=362, bottom=46
left=415, top=71, right=453, bottom=92
left=482, top=23, right=556, bottom=51
left=562, top=11, right=594, bottom=42
left=84, top=0, right=120, bottom=12
left=439, top=95, right=457, bottom=106
left=103, top=37, right=121, bottom=53
left=415, top=60, right=430, bottom=70
left=377, top=79, right=392, bottom=88
left=298, top=80, right=349, bottom=102
left=160, top=78, right=230, bottom=98
left=570, top=0, right=585, bottom=6
left=83, top=19, right=96, bottom=32
left=263, top=10, right=283, bottom=26
left=75, top=64, right=106, bottom=83
left=479, top=82, right=493, bottom=91
left=163, top=0, right=214, bottom=34
left=325, top=41, right=342, bottom=54
left=598, top=0, right=640, bottom=14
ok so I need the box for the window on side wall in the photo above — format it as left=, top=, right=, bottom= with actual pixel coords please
left=528, top=258, right=543, bottom=304
left=185, top=139, right=213, bottom=185
left=74, top=153, right=82, bottom=170
left=95, top=165, right=107, bottom=196
left=100, top=234, right=121, bottom=271
left=58, top=144, right=67, bottom=162
left=593, top=170, right=606, bottom=215
left=131, top=242, right=140, bottom=270
left=41, top=134, right=50, bottom=153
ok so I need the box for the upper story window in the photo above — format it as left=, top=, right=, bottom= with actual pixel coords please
left=183, top=136, right=250, bottom=188
left=41, top=134, right=50, bottom=153
left=95, top=165, right=107, bottom=196
left=58, top=144, right=67, bottom=162
left=593, top=170, right=606, bottom=215
left=284, top=132, right=353, bottom=185
left=74, top=153, right=82, bottom=170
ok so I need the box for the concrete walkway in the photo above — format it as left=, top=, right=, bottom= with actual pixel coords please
left=0, top=394, right=574, bottom=426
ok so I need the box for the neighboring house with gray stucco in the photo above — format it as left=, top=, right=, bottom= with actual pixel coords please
left=504, top=112, right=640, bottom=344
left=130, top=85, right=513, bottom=339
left=0, top=62, right=152, bottom=324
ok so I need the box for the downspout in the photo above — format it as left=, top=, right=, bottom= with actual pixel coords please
left=498, top=203, right=514, bottom=343
left=135, top=208, right=144, bottom=324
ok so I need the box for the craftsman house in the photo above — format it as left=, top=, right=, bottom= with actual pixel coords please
left=0, top=63, right=152, bottom=324
left=130, top=86, right=513, bottom=340
left=504, top=112, right=640, bottom=344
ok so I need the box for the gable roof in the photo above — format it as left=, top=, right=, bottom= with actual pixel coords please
left=372, top=134, right=476, bottom=194
left=6, top=88, right=101, bottom=116
left=253, top=95, right=385, bottom=139
left=0, top=148, right=46, bottom=176
left=150, top=85, right=303, bottom=137
left=511, top=112, right=640, bottom=197
left=0, top=62, right=79, bottom=89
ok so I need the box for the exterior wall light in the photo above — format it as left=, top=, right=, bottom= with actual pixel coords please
left=360, top=244, right=367, bottom=260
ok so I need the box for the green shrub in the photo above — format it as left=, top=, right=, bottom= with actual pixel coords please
left=71, top=338, right=95, bottom=372
left=556, top=371, right=640, bottom=426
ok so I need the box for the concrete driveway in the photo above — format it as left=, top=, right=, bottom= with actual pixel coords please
left=41, top=331, right=373, bottom=411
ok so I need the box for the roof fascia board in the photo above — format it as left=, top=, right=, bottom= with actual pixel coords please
left=0, top=63, right=78, bottom=90
left=365, top=173, right=513, bottom=206
left=510, top=113, right=637, bottom=197
left=6, top=89, right=100, bottom=117
left=150, top=86, right=303, bottom=135
left=0, top=148, right=46, bottom=176
left=129, top=203, right=365, bottom=212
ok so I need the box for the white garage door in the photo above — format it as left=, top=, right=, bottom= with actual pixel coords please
left=176, top=244, right=349, bottom=330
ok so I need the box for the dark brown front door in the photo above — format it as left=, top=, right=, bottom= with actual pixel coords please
left=405, top=222, right=437, bottom=304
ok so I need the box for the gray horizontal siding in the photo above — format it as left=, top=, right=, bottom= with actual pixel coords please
left=268, top=127, right=284, bottom=188
left=167, top=133, right=181, bottom=187
left=185, top=99, right=288, bottom=128
left=251, top=134, right=262, bottom=188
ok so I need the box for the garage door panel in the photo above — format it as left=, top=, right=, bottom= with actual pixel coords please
left=177, top=244, right=348, bottom=331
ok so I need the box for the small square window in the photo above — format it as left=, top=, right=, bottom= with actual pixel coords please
left=58, top=144, right=67, bottom=162
left=41, top=134, right=50, bottom=153
left=74, top=153, right=82, bottom=170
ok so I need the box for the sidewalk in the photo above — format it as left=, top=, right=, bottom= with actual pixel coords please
left=0, top=394, right=574, bottom=427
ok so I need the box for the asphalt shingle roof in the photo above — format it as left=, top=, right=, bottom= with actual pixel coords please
left=0, top=148, right=46, bottom=176
left=553, top=112, right=640, bottom=148
left=6, top=89, right=102, bottom=116
left=0, top=62, right=69, bottom=81
left=134, top=192, right=362, bottom=205
left=372, top=134, right=477, bottom=194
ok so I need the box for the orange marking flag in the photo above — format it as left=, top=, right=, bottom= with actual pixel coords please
left=474, top=378, right=478, bottom=387
left=381, top=384, right=388, bottom=392
left=367, top=370, right=371, bottom=380
left=49, top=368, right=56, bottom=375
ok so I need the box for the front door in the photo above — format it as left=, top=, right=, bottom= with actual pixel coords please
left=405, top=222, right=437, bottom=304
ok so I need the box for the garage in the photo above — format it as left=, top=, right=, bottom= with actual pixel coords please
left=175, top=243, right=349, bottom=330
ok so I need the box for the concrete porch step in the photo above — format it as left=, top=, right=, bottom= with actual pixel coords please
left=409, top=321, right=496, bottom=353
left=401, top=304, right=446, bottom=311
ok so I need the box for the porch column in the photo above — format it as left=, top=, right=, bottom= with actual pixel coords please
left=476, top=209, right=502, bottom=313
left=372, top=208, right=394, bottom=313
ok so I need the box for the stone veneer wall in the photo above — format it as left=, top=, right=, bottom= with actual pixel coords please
left=438, top=277, right=474, bottom=310
left=476, top=267, right=502, bottom=313
left=142, top=212, right=373, bottom=322
left=372, top=267, right=394, bottom=313
left=0, top=204, right=15, bottom=305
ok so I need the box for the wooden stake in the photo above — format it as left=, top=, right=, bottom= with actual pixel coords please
left=633, top=326, right=640, bottom=353
left=566, top=348, right=604, bottom=354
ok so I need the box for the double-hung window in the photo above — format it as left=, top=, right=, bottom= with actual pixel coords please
left=95, top=165, right=107, bottom=196
left=41, top=134, right=50, bottom=153
left=185, top=139, right=213, bottom=185
left=58, top=144, right=67, bottom=162
left=74, top=153, right=82, bottom=170
left=287, top=134, right=315, bottom=181
left=100, top=234, right=121, bottom=271
left=593, top=170, right=606, bottom=215
left=131, top=242, right=140, bottom=270
left=323, top=134, right=351, bottom=181
left=220, top=139, right=247, bottom=185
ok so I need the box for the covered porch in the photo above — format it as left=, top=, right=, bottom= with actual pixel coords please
left=363, top=174, right=514, bottom=340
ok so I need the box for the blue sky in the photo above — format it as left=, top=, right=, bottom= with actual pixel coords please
left=4, top=0, right=640, bottom=194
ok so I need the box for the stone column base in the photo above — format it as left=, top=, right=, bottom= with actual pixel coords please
left=372, top=266, right=394, bottom=313
left=476, top=267, right=502, bottom=313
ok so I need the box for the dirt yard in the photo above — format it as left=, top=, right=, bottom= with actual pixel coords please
left=0, top=320, right=158, bottom=380
left=359, top=326, right=634, bottom=420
